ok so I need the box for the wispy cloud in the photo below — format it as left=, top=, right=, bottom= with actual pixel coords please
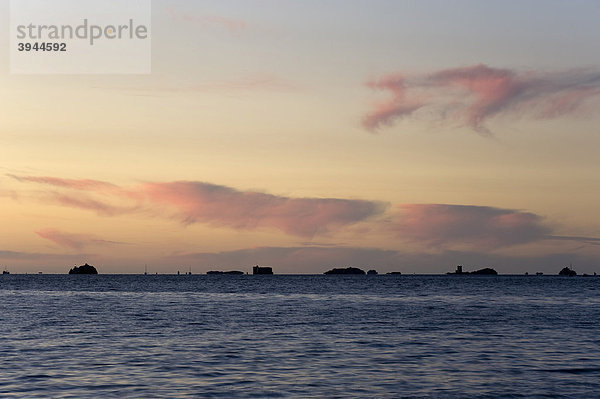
left=11, top=175, right=600, bottom=249
left=8, top=174, right=130, bottom=216
left=8, top=174, right=118, bottom=193
left=364, top=64, right=600, bottom=134
left=363, top=74, right=425, bottom=131
left=545, top=235, right=600, bottom=246
left=0, top=250, right=89, bottom=263
left=167, top=6, right=246, bottom=34
left=392, top=204, right=551, bottom=248
left=11, top=175, right=386, bottom=238
left=36, top=228, right=124, bottom=250
left=136, top=181, right=386, bottom=237
left=49, top=194, right=128, bottom=217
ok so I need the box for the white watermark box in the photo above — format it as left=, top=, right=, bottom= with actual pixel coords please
left=10, top=0, right=151, bottom=74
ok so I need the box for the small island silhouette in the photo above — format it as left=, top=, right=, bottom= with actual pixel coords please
left=324, top=267, right=366, bottom=275
left=447, top=265, right=498, bottom=275
left=207, top=270, right=244, bottom=275
left=252, top=265, right=273, bottom=275
left=558, top=266, right=577, bottom=277
left=69, top=263, right=98, bottom=274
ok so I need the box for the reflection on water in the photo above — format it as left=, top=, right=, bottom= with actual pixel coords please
left=1, top=275, right=599, bottom=398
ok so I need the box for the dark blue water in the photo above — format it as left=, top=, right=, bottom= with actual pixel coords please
left=1, top=275, right=599, bottom=398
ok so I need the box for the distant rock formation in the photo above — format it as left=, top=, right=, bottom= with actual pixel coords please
left=207, top=270, right=244, bottom=275
left=471, top=268, right=498, bottom=275
left=324, top=267, right=365, bottom=275
left=252, top=265, right=273, bottom=275
left=367, top=269, right=378, bottom=275
left=559, top=266, right=577, bottom=277
left=69, top=263, right=98, bottom=274
left=386, top=272, right=402, bottom=275
left=447, top=265, right=497, bottom=275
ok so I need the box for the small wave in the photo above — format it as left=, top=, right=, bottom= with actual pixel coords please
left=540, top=367, right=600, bottom=374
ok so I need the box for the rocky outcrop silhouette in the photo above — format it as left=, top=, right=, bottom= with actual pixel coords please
left=559, top=266, right=577, bottom=277
left=69, top=263, right=98, bottom=274
left=471, top=268, right=498, bottom=275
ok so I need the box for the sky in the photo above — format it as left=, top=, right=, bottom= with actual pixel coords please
left=1, top=0, right=600, bottom=274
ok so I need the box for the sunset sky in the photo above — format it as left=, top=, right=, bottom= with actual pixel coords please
left=1, top=0, right=600, bottom=274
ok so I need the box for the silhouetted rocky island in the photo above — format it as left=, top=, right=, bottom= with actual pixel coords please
left=471, top=268, right=498, bottom=275
left=324, top=267, right=365, bottom=275
left=559, top=266, right=577, bottom=277
left=69, top=263, right=98, bottom=274
left=367, top=269, right=378, bottom=275
left=253, top=265, right=273, bottom=275
left=207, top=270, right=244, bottom=275
left=447, top=265, right=497, bottom=275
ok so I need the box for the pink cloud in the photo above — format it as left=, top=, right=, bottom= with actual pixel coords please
left=364, top=64, right=600, bottom=133
left=136, top=181, right=386, bottom=237
left=36, top=228, right=121, bottom=250
left=362, top=74, right=425, bottom=130
left=393, top=204, right=551, bottom=248
left=17, top=175, right=599, bottom=248
left=431, top=64, right=525, bottom=133
left=8, top=175, right=133, bottom=216
left=51, top=194, right=127, bottom=217
left=12, top=175, right=386, bottom=238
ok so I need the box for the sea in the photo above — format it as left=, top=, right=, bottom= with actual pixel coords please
left=1, top=274, right=599, bottom=398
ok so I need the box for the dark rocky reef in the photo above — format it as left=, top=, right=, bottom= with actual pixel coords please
left=207, top=270, right=244, bottom=275
left=324, top=267, right=365, bottom=275
left=386, top=272, right=402, bottom=275
left=69, top=263, right=98, bottom=274
left=367, top=269, right=378, bottom=275
left=559, top=266, right=577, bottom=277
left=252, top=265, right=273, bottom=275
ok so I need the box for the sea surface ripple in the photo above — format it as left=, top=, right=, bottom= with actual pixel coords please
left=1, top=274, right=599, bottom=398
